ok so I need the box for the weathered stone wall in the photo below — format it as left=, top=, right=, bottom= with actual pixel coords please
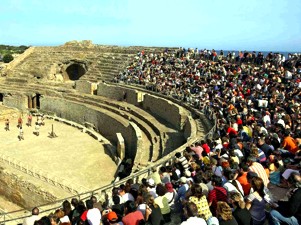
left=183, top=115, right=197, bottom=140
left=3, top=93, right=28, bottom=110
left=142, top=94, right=187, bottom=130
left=40, top=97, right=138, bottom=159
left=0, top=167, right=56, bottom=209
left=75, top=80, right=94, bottom=94
left=97, top=83, right=139, bottom=105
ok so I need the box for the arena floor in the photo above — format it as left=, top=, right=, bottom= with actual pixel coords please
left=0, top=106, right=117, bottom=212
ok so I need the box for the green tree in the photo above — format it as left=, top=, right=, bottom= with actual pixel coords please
left=2, top=53, right=14, bottom=63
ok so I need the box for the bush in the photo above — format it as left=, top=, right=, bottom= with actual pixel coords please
left=3, top=54, right=14, bottom=63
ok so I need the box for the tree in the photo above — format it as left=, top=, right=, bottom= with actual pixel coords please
left=3, top=53, right=14, bottom=63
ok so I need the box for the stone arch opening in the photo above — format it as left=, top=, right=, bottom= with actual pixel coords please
left=32, top=93, right=41, bottom=109
left=66, top=63, right=86, bottom=80
left=0, top=93, right=3, bottom=102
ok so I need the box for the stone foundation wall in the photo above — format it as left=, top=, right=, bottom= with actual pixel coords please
left=0, top=166, right=56, bottom=209
left=142, top=94, right=187, bottom=130
left=183, top=115, right=197, bottom=140
left=97, top=83, right=139, bottom=105
left=40, top=97, right=138, bottom=159
left=3, top=93, right=28, bottom=110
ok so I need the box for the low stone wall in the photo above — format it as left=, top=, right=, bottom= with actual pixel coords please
left=0, top=167, right=56, bottom=209
left=97, top=83, right=188, bottom=130
left=142, top=94, right=187, bottom=130
left=3, top=93, right=28, bottom=110
left=97, top=82, right=139, bottom=105
left=183, top=115, right=197, bottom=140
left=40, top=96, right=138, bottom=159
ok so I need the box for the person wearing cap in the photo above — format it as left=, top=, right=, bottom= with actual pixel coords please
left=175, top=176, right=190, bottom=210
left=164, top=182, right=178, bottom=211
left=106, top=211, right=123, bottom=225
left=147, top=178, right=157, bottom=198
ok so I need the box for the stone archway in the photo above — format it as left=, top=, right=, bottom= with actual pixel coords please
left=66, top=63, right=86, bottom=80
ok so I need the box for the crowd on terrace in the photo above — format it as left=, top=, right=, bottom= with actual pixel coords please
left=25, top=49, right=301, bottom=225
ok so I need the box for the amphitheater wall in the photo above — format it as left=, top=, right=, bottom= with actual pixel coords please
left=97, top=83, right=139, bottom=105
left=0, top=168, right=56, bottom=209
left=183, top=115, right=197, bottom=140
left=75, top=80, right=94, bottom=94
left=40, top=97, right=138, bottom=159
left=3, top=93, right=28, bottom=110
left=142, top=94, right=186, bottom=130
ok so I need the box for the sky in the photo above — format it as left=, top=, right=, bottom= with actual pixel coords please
left=0, top=0, right=300, bottom=52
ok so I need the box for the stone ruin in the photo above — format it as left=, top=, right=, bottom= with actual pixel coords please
left=0, top=41, right=212, bottom=221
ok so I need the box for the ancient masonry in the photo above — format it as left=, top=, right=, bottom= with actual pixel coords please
left=0, top=41, right=213, bottom=221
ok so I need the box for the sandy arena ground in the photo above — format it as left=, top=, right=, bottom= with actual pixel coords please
left=0, top=106, right=117, bottom=212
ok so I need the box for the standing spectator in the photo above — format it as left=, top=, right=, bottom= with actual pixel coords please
left=122, top=200, right=144, bottom=225
left=145, top=194, right=164, bottom=225
left=5, top=118, right=9, bottom=131
left=155, top=184, right=171, bottom=223
left=181, top=202, right=207, bottom=225
left=23, top=207, right=39, bottom=225
left=27, top=114, right=32, bottom=126
left=18, top=116, right=23, bottom=128
left=188, top=184, right=212, bottom=221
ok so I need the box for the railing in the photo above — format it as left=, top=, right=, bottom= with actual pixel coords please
left=0, top=88, right=217, bottom=225
left=0, top=154, right=88, bottom=195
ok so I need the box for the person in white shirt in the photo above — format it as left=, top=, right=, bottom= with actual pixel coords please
left=181, top=202, right=207, bottom=225
left=23, top=207, right=39, bottom=225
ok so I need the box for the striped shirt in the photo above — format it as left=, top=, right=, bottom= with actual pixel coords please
left=249, top=162, right=269, bottom=186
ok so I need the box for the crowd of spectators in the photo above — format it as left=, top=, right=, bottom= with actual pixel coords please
left=25, top=48, right=301, bottom=225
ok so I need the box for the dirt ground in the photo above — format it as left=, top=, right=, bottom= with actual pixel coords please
left=0, top=106, right=117, bottom=213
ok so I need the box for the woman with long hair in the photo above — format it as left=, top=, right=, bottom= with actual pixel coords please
left=145, top=194, right=165, bottom=225
left=245, top=177, right=266, bottom=225
left=216, top=201, right=238, bottom=225
left=230, top=192, right=251, bottom=225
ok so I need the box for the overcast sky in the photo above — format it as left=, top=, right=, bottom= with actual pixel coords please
left=0, top=0, right=300, bottom=52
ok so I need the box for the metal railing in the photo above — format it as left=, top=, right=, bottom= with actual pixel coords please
left=0, top=88, right=217, bottom=225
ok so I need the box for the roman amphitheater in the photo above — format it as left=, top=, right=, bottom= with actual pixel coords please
left=0, top=41, right=215, bottom=224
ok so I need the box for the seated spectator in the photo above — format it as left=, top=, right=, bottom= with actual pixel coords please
left=269, top=172, right=301, bottom=225
left=216, top=201, right=238, bottom=225
left=245, top=177, right=266, bottom=225
left=247, top=156, right=269, bottom=187
left=208, top=175, right=227, bottom=216
left=237, top=163, right=251, bottom=195
left=229, top=192, right=251, bottom=225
